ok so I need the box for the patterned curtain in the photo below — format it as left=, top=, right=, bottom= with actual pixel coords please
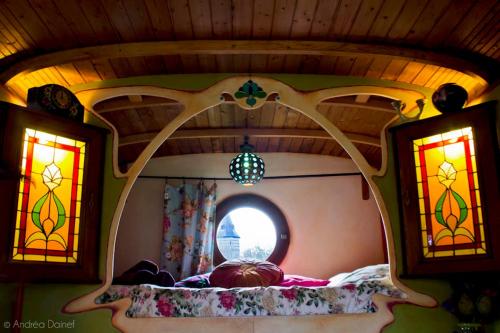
left=161, top=181, right=216, bottom=281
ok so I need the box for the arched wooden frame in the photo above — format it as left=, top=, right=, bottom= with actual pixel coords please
left=64, top=77, right=436, bottom=333
left=214, top=194, right=290, bottom=266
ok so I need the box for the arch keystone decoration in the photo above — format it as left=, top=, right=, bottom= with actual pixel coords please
left=65, top=76, right=435, bottom=333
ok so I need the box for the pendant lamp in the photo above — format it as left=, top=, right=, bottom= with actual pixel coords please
left=229, top=136, right=265, bottom=186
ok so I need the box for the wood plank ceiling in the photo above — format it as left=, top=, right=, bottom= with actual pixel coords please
left=0, top=0, right=498, bottom=171
left=94, top=94, right=395, bottom=169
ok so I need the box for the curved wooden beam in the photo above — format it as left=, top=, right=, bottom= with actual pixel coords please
left=118, top=128, right=381, bottom=147
left=0, top=40, right=493, bottom=85
left=94, top=96, right=182, bottom=113
left=94, top=94, right=396, bottom=114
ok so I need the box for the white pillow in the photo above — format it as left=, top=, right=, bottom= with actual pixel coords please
left=327, top=264, right=390, bottom=287
left=327, top=272, right=350, bottom=286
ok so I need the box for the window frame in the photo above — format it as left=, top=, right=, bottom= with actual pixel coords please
left=214, top=194, right=290, bottom=266
left=391, top=101, right=500, bottom=276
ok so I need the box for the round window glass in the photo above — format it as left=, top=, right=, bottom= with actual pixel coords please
left=216, top=207, right=277, bottom=261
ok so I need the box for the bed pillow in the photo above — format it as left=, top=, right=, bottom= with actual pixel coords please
left=328, top=264, right=390, bottom=287
left=175, top=273, right=211, bottom=288
left=113, top=260, right=175, bottom=287
left=209, top=260, right=284, bottom=288
left=279, top=274, right=329, bottom=287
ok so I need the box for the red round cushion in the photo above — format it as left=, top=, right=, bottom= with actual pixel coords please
left=210, top=260, right=284, bottom=288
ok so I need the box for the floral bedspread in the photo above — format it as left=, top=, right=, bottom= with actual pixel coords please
left=95, top=264, right=406, bottom=318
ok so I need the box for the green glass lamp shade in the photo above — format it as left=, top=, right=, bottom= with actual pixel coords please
left=229, top=143, right=265, bottom=186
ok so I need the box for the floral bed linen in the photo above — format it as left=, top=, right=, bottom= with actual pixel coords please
left=96, top=264, right=405, bottom=318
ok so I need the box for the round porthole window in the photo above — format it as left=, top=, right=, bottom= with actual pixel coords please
left=214, top=194, right=289, bottom=265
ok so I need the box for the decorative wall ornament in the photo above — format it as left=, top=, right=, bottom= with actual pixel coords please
left=233, top=80, right=267, bottom=107
left=27, top=84, right=84, bottom=122
left=432, top=83, right=468, bottom=114
left=392, top=99, right=426, bottom=122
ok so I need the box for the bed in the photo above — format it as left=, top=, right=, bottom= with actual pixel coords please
left=95, top=264, right=406, bottom=318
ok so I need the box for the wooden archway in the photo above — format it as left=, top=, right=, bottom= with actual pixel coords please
left=65, top=76, right=435, bottom=333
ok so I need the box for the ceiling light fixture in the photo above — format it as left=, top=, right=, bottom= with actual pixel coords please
left=229, top=136, right=265, bottom=187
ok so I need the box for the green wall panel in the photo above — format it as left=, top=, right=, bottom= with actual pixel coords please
left=20, top=284, right=117, bottom=332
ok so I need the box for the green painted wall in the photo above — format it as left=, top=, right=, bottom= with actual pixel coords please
left=0, top=284, right=17, bottom=330
left=0, top=74, right=498, bottom=332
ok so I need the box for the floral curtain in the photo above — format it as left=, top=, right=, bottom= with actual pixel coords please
left=161, top=181, right=216, bottom=281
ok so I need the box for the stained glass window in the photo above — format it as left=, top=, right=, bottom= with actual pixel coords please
left=413, top=127, right=486, bottom=258
left=12, top=128, right=86, bottom=263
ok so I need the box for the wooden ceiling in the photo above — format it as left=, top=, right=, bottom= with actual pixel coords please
left=94, top=94, right=394, bottom=169
left=0, top=0, right=498, bottom=170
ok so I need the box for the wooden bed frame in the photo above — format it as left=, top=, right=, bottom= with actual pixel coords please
left=64, top=77, right=436, bottom=333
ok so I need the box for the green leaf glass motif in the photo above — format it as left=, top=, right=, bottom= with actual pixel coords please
left=451, top=189, right=468, bottom=226
left=435, top=190, right=448, bottom=227
left=52, top=193, right=66, bottom=232
left=29, top=163, right=67, bottom=249
left=31, top=192, right=49, bottom=230
left=234, top=80, right=267, bottom=107
left=433, top=161, right=472, bottom=245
